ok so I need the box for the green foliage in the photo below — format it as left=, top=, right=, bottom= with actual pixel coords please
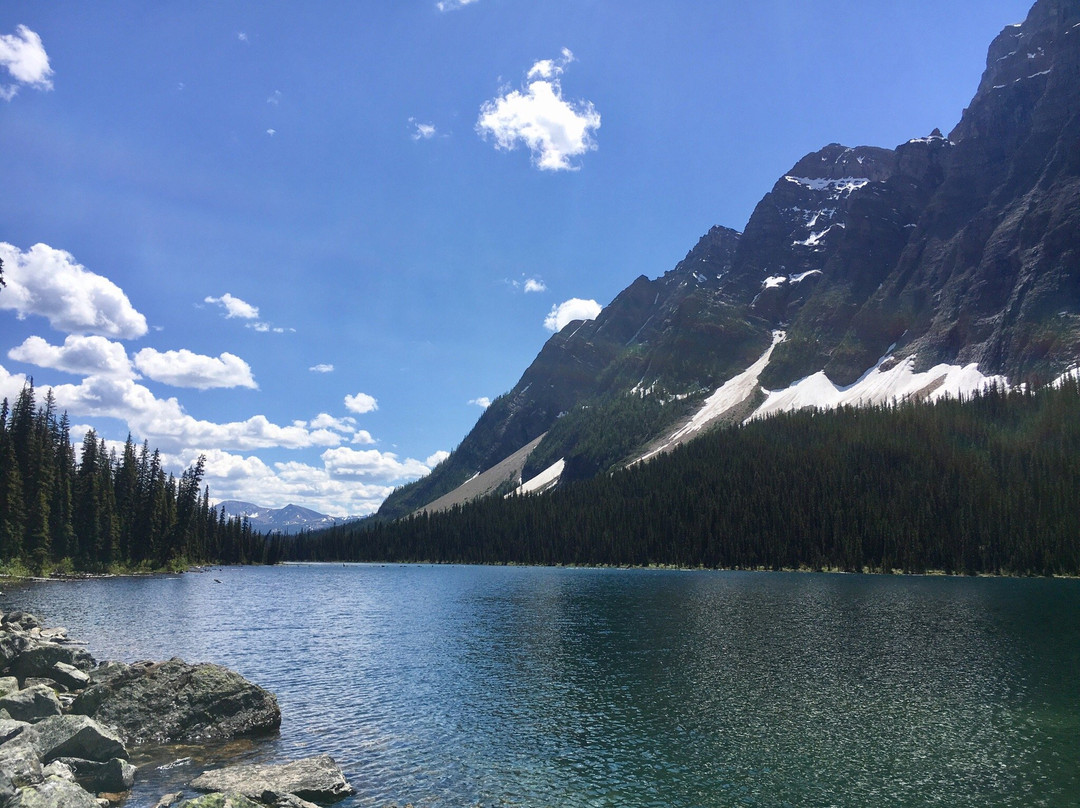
left=0, top=380, right=265, bottom=574
left=523, top=392, right=693, bottom=482
left=280, top=380, right=1080, bottom=576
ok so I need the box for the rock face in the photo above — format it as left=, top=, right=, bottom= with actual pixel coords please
left=190, top=756, right=355, bottom=804
left=70, top=658, right=281, bottom=746
left=376, top=0, right=1080, bottom=516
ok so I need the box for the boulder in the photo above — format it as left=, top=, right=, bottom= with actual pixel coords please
left=190, top=756, right=354, bottom=804
left=0, top=731, right=43, bottom=788
left=0, top=686, right=63, bottom=723
left=23, top=680, right=65, bottom=694
left=0, top=678, right=19, bottom=699
left=180, top=794, right=264, bottom=808
left=41, top=763, right=76, bottom=783
left=49, top=665, right=90, bottom=692
left=10, top=775, right=101, bottom=808
left=71, top=659, right=280, bottom=746
left=52, top=759, right=135, bottom=793
left=11, top=645, right=96, bottom=684
left=0, top=719, right=28, bottom=745
left=34, top=716, right=128, bottom=764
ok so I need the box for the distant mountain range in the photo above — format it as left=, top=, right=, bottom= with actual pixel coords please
left=215, top=501, right=356, bottom=535
left=375, top=0, right=1080, bottom=521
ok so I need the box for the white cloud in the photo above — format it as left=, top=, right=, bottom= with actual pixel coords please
left=8, top=335, right=134, bottom=379
left=409, top=118, right=437, bottom=140
left=309, top=413, right=357, bottom=433
left=309, top=364, right=335, bottom=373
left=39, top=372, right=342, bottom=452
left=267, top=90, right=282, bottom=105
left=322, top=446, right=431, bottom=482
left=0, top=243, right=148, bottom=338
left=426, top=450, right=450, bottom=467
left=0, top=364, right=29, bottom=406
left=266, top=128, right=276, bottom=137
left=171, top=449, right=393, bottom=518
left=205, top=293, right=259, bottom=320
left=436, top=0, right=479, bottom=11
left=523, top=278, right=547, bottom=293
left=544, top=298, right=602, bottom=332
left=344, top=391, right=378, bottom=414
left=132, top=348, right=257, bottom=390
left=0, top=25, right=52, bottom=101
left=468, top=397, right=491, bottom=409
left=351, top=430, right=375, bottom=446
left=237, top=32, right=249, bottom=43
left=477, top=48, right=600, bottom=171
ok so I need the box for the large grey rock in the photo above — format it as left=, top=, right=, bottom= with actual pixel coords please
left=0, top=730, right=43, bottom=787
left=48, top=665, right=90, bottom=693
left=190, top=756, right=354, bottom=804
left=0, top=719, right=28, bottom=745
left=70, top=659, right=280, bottom=746
left=34, top=716, right=127, bottom=764
left=11, top=645, right=95, bottom=684
left=0, top=686, right=62, bottom=723
left=52, top=759, right=135, bottom=793
left=0, top=678, right=19, bottom=699
left=10, top=776, right=101, bottom=808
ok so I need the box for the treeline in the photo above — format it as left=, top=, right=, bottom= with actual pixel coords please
left=274, top=380, right=1080, bottom=576
left=0, top=381, right=267, bottom=573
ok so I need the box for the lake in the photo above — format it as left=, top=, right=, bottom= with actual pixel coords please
left=2, top=565, right=1078, bottom=807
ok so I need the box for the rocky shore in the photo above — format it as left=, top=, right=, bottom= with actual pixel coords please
left=0, top=611, right=355, bottom=808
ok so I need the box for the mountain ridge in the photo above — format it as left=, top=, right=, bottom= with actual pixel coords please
left=377, top=0, right=1080, bottom=520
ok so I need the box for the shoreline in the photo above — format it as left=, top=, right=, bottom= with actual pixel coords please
left=0, top=609, right=354, bottom=808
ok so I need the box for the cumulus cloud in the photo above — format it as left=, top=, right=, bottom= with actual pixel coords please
left=132, top=348, right=257, bottom=390
left=469, top=397, right=491, bottom=409
left=308, top=413, right=357, bottom=433
left=544, top=298, right=602, bottom=332
left=42, top=373, right=342, bottom=452
left=523, top=278, right=547, bottom=293
left=0, top=364, right=29, bottom=406
left=351, top=430, right=375, bottom=446
left=309, top=364, right=335, bottom=373
left=322, top=447, right=431, bottom=482
left=0, top=25, right=52, bottom=101
left=344, top=391, right=378, bottom=414
left=171, top=449, right=394, bottom=518
left=426, top=450, right=450, bottom=467
left=205, top=293, right=259, bottom=320
left=0, top=243, right=148, bottom=338
left=8, top=335, right=134, bottom=379
left=436, top=0, right=479, bottom=11
left=477, top=48, right=600, bottom=171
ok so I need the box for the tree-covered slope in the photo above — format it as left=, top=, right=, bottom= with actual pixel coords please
left=280, top=380, right=1080, bottom=576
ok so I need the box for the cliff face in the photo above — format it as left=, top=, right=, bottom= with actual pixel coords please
left=379, top=0, right=1080, bottom=518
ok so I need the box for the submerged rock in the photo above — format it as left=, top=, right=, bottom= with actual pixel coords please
left=70, top=659, right=281, bottom=746
left=190, top=756, right=354, bottom=804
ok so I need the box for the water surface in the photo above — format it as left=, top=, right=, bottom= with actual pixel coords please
left=3, top=565, right=1077, bottom=807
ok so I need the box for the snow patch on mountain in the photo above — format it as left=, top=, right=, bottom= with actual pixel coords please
left=637, top=331, right=786, bottom=463
left=750, top=353, right=1008, bottom=421
left=511, top=458, right=565, bottom=496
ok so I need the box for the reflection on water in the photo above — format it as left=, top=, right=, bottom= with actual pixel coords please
left=3, top=565, right=1078, bottom=808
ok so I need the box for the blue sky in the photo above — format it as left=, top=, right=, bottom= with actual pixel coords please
left=0, top=0, right=1034, bottom=516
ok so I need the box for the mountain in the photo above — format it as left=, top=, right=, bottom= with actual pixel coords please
left=216, top=501, right=355, bottom=535
left=379, top=0, right=1080, bottom=520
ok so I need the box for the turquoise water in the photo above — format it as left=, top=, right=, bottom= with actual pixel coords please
left=3, top=565, right=1078, bottom=807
